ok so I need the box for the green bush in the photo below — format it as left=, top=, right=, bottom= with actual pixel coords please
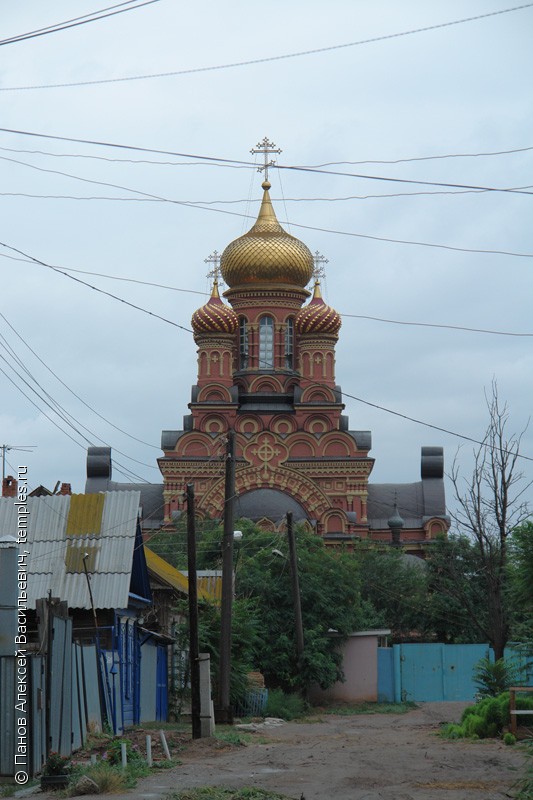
left=442, top=690, right=533, bottom=741
left=441, top=723, right=466, bottom=739
left=264, top=689, right=308, bottom=720
left=473, top=657, right=523, bottom=697
left=504, top=732, right=516, bottom=745
left=464, top=713, right=487, bottom=738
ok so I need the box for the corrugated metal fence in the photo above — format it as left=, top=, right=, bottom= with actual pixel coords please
left=0, top=631, right=102, bottom=778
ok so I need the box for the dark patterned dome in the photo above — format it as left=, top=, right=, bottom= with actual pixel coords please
left=220, top=181, right=314, bottom=288
left=191, top=281, right=238, bottom=336
left=295, top=282, right=341, bottom=335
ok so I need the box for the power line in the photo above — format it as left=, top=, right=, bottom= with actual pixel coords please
left=0, top=0, right=161, bottom=47
left=2, top=141, right=532, bottom=173
left=0, top=334, right=156, bottom=477
left=276, top=163, right=533, bottom=197
left=288, top=218, right=533, bottom=259
left=2, top=250, right=531, bottom=338
left=3, top=152, right=533, bottom=259
left=0, top=253, right=206, bottom=296
left=0, top=242, right=193, bottom=334
left=340, top=313, right=533, bottom=338
left=0, top=311, right=162, bottom=448
left=1, top=128, right=532, bottom=197
left=0, top=144, right=251, bottom=170
left=304, top=144, right=533, bottom=167
left=1, top=2, right=531, bottom=90
left=339, top=387, right=533, bottom=463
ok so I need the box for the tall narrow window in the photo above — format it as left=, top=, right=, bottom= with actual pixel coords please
left=239, top=317, right=249, bottom=369
left=259, top=316, right=274, bottom=369
left=285, top=318, right=294, bottom=369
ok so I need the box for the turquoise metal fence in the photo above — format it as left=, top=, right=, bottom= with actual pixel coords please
left=378, top=643, right=493, bottom=702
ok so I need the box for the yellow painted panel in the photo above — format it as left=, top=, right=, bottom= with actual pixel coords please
left=65, top=544, right=98, bottom=573
left=144, top=547, right=215, bottom=602
left=66, top=494, right=105, bottom=536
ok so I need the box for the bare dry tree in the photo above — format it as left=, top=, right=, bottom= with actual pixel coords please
left=448, top=381, right=531, bottom=659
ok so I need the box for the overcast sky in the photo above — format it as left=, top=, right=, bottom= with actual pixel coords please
left=1, top=1, right=532, bottom=519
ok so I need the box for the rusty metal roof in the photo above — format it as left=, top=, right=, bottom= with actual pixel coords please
left=0, top=491, right=141, bottom=610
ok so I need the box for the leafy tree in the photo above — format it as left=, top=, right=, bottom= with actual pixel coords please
left=199, top=597, right=263, bottom=707
left=433, top=384, right=530, bottom=659
left=354, top=544, right=431, bottom=640
left=235, top=526, right=364, bottom=693
left=508, top=520, right=533, bottom=642
left=425, top=533, right=495, bottom=644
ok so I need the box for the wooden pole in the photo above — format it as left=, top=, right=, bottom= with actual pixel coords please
left=217, top=430, right=236, bottom=723
left=186, top=483, right=201, bottom=739
left=286, top=512, right=305, bottom=670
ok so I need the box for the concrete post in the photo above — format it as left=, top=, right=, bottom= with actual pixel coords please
left=199, top=652, right=215, bottom=737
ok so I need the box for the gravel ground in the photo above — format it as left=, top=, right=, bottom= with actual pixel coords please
left=38, top=703, right=528, bottom=800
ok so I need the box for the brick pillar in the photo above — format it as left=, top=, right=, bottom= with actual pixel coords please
left=2, top=476, right=17, bottom=498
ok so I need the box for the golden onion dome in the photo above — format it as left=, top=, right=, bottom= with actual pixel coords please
left=220, top=180, right=314, bottom=288
left=191, top=280, right=238, bottom=336
left=295, top=281, right=342, bottom=336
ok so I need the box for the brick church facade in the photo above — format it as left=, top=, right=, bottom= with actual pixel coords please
left=134, top=176, right=450, bottom=549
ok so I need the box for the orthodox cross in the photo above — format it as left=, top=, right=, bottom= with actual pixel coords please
left=250, top=137, right=282, bottom=182
left=204, top=250, right=221, bottom=284
left=312, top=251, right=329, bottom=283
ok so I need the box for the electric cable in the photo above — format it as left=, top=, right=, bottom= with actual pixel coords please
left=0, top=0, right=161, bottom=47
left=1, top=128, right=532, bottom=197
left=0, top=311, right=162, bottom=448
left=0, top=241, right=193, bottom=333
left=305, top=143, right=533, bottom=167
left=3, top=154, right=532, bottom=258
left=1, top=2, right=530, bottom=90
left=2, top=238, right=531, bottom=459
left=0, top=341, right=154, bottom=481
left=6, top=250, right=531, bottom=338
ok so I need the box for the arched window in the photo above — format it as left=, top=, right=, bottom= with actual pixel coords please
left=258, top=316, right=274, bottom=369
left=285, top=317, right=294, bottom=369
left=239, top=317, right=249, bottom=369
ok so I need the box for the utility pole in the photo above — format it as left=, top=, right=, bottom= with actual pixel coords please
left=0, top=445, right=36, bottom=482
left=217, top=430, right=236, bottom=723
left=186, top=483, right=201, bottom=739
left=286, top=512, right=305, bottom=676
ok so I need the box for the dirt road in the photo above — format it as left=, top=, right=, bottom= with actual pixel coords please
left=43, top=703, right=528, bottom=799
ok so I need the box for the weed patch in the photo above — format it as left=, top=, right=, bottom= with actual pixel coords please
left=315, top=701, right=417, bottom=716
left=167, top=789, right=296, bottom=800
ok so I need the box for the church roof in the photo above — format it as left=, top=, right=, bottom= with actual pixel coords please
left=234, top=488, right=308, bottom=523
left=191, top=279, right=238, bottom=336
left=296, top=280, right=341, bottom=335
left=220, top=180, right=314, bottom=288
left=367, top=479, right=448, bottom=531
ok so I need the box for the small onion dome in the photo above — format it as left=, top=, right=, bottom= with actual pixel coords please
left=295, top=281, right=342, bottom=335
left=220, top=180, right=314, bottom=288
left=387, top=504, right=405, bottom=531
left=191, top=280, right=238, bottom=335
left=388, top=502, right=405, bottom=546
